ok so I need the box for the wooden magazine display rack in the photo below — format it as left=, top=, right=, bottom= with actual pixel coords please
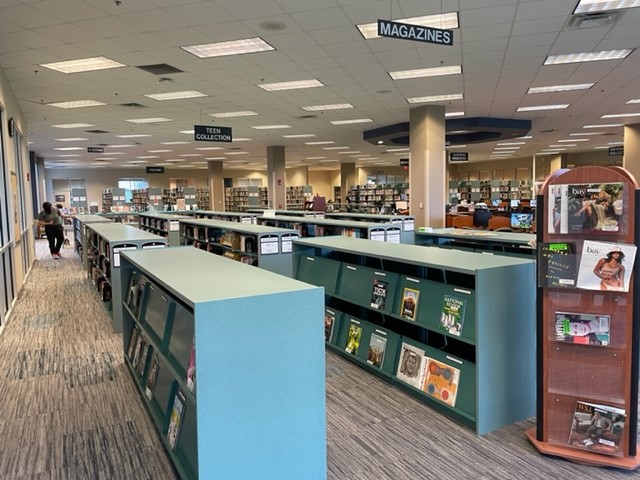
left=526, top=165, right=640, bottom=469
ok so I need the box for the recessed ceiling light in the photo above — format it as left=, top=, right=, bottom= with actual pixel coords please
left=549, top=144, right=576, bottom=147
left=210, top=111, right=258, bottom=118
left=583, top=124, right=623, bottom=128
left=47, top=100, right=107, bottom=108
left=407, top=94, right=463, bottom=104
left=126, top=117, right=173, bottom=124
left=145, top=91, right=208, bottom=101
left=40, top=56, right=126, bottom=73
left=135, top=156, right=159, bottom=159
left=195, top=147, right=224, bottom=150
left=558, top=138, right=589, bottom=142
left=51, top=123, right=95, bottom=129
left=323, top=146, right=350, bottom=150
left=516, top=104, right=569, bottom=112
left=445, top=111, right=465, bottom=117
left=116, top=134, right=151, bottom=138
left=307, top=156, right=326, bottom=160
left=601, top=112, right=640, bottom=118
left=251, top=125, right=292, bottom=129
left=574, top=0, right=640, bottom=14
left=182, top=37, right=275, bottom=58
left=205, top=157, right=226, bottom=160
left=160, top=141, right=190, bottom=145
left=357, top=12, right=459, bottom=39
left=329, top=119, right=373, bottom=125
left=233, top=138, right=252, bottom=142
left=109, top=144, right=136, bottom=148
left=226, top=151, right=249, bottom=155
left=337, top=151, right=361, bottom=154
left=282, top=134, right=317, bottom=138
left=55, top=137, right=88, bottom=142
left=544, top=49, right=633, bottom=65
left=527, top=83, right=594, bottom=94
left=306, top=141, right=335, bottom=145
left=53, top=147, right=83, bottom=151
left=180, top=130, right=195, bottom=134
left=389, top=65, right=461, bottom=80
left=495, top=147, right=520, bottom=150
left=258, top=79, right=324, bottom=91
left=496, top=142, right=526, bottom=146
left=302, top=104, right=353, bottom=111
left=626, top=99, right=640, bottom=104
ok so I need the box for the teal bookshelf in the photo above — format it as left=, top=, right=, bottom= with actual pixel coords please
left=293, top=235, right=536, bottom=435
left=72, top=214, right=114, bottom=269
left=194, top=210, right=259, bottom=224
left=326, top=212, right=415, bottom=243
left=138, top=212, right=193, bottom=246
left=415, top=227, right=536, bottom=258
left=85, top=223, right=167, bottom=332
left=118, top=247, right=326, bottom=480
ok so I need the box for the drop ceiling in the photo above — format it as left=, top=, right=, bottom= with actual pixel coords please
left=1, top=0, right=639, bottom=171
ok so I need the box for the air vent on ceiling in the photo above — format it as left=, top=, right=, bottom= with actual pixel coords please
left=296, top=114, right=318, bottom=120
left=567, top=11, right=622, bottom=28
left=119, top=102, right=146, bottom=109
left=136, top=64, right=184, bottom=75
left=85, top=129, right=110, bottom=134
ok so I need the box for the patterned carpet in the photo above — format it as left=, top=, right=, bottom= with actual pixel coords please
left=1, top=241, right=638, bottom=479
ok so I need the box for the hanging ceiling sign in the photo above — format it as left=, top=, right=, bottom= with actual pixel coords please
left=194, top=125, right=232, bottom=142
left=378, top=19, right=453, bottom=46
left=87, top=146, right=104, bottom=153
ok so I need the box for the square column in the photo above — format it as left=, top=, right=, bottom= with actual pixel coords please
left=207, top=160, right=224, bottom=211
left=267, top=146, right=286, bottom=209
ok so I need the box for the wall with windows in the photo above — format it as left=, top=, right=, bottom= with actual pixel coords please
left=0, top=67, right=34, bottom=330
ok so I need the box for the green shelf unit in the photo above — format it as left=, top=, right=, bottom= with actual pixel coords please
left=179, top=218, right=299, bottom=276
left=292, top=235, right=536, bottom=435
left=415, top=228, right=536, bottom=258
left=118, top=247, right=326, bottom=480
left=194, top=210, right=259, bottom=225
left=257, top=215, right=405, bottom=244
left=246, top=209, right=326, bottom=218
left=85, top=223, right=168, bottom=332
left=326, top=212, right=415, bottom=243
left=138, top=212, right=193, bottom=246
left=72, top=214, right=114, bottom=269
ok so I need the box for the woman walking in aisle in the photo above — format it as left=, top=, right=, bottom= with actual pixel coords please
left=37, top=201, right=64, bottom=259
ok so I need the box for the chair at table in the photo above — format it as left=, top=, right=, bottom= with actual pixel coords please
left=452, top=215, right=474, bottom=229
left=488, top=216, right=511, bottom=231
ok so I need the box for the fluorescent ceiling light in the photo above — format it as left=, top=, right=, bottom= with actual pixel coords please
left=55, top=154, right=81, bottom=157
left=601, top=112, right=640, bottom=118
left=165, top=159, right=185, bottom=162
left=574, top=0, right=640, bottom=14
left=258, top=79, right=324, bottom=91
left=527, top=83, right=594, bottom=94
left=251, top=125, right=292, bottom=129
left=51, top=123, right=95, bottom=129
left=407, top=94, right=463, bottom=104
left=180, top=130, right=195, bottom=134
left=148, top=150, right=172, bottom=153
left=386, top=148, right=410, bottom=152
left=445, top=111, right=465, bottom=117
left=145, top=91, right=208, bottom=101
left=495, top=147, right=520, bottom=150
left=108, top=144, right=136, bottom=148
left=226, top=151, right=249, bottom=155
left=135, top=156, right=158, bottom=159
left=323, top=146, right=350, bottom=150
left=516, top=104, right=569, bottom=112
left=40, top=56, right=126, bottom=73
left=205, top=157, right=226, bottom=160
left=558, top=138, right=589, bottom=142
left=302, top=104, right=353, bottom=111
left=627, top=99, right=640, bottom=104
left=544, top=49, right=632, bottom=65
left=570, top=132, right=604, bottom=136
left=329, top=118, right=373, bottom=125
left=516, top=136, right=533, bottom=139
left=389, top=65, right=461, bottom=80
left=48, top=100, right=107, bottom=108
left=319, top=159, right=339, bottom=163
left=55, top=137, right=88, bottom=142
left=608, top=141, right=624, bottom=145
left=195, top=147, right=223, bottom=150
left=583, top=124, right=623, bottom=128
left=337, top=151, right=361, bottom=154
left=540, top=150, right=560, bottom=154
left=53, top=147, right=83, bottom=151
left=307, top=156, right=326, bottom=160
left=306, top=141, right=334, bottom=145
left=447, top=145, right=467, bottom=149
left=594, top=146, right=611, bottom=149
left=549, top=144, right=575, bottom=147
left=233, top=138, right=252, bottom=142
left=210, top=111, right=258, bottom=118
left=182, top=37, right=274, bottom=58
left=497, top=142, right=526, bottom=146
left=126, top=117, right=173, bottom=124
left=180, top=154, right=201, bottom=157
left=116, top=134, right=151, bottom=138
left=357, top=12, right=459, bottom=39
left=282, top=134, right=317, bottom=138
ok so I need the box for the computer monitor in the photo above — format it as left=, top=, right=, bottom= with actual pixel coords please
left=511, top=213, right=534, bottom=230
left=492, top=199, right=500, bottom=207
left=510, top=199, right=520, bottom=209
left=473, top=208, right=493, bottom=228
left=530, top=198, right=537, bottom=208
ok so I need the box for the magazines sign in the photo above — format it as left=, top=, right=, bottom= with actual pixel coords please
left=377, top=19, right=453, bottom=46
left=194, top=124, right=232, bottom=143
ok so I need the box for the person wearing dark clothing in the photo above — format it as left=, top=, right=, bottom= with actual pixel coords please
left=38, top=202, right=64, bottom=259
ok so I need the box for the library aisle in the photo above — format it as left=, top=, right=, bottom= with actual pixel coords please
left=0, top=241, right=638, bottom=479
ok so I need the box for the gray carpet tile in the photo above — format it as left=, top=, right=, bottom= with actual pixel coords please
left=3, top=240, right=640, bottom=479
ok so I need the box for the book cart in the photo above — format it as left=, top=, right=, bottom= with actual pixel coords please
left=118, top=247, right=326, bottom=480
left=293, top=235, right=536, bottom=434
left=526, top=166, right=640, bottom=469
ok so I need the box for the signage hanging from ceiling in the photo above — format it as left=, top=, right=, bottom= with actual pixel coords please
left=448, top=152, right=469, bottom=163
left=377, top=19, right=453, bottom=46
left=87, top=146, right=104, bottom=153
left=608, top=146, right=623, bottom=157
left=146, top=166, right=165, bottom=174
left=399, top=158, right=409, bottom=166
left=194, top=125, right=232, bottom=142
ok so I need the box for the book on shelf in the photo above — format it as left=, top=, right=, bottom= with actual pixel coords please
left=421, top=357, right=461, bottom=407
left=131, top=334, right=145, bottom=370
left=127, top=325, right=140, bottom=361
left=440, top=295, right=466, bottom=337
left=568, top=400, right=626, bottom=456
left=576, top=240, right=637, bottom=292
left=548, top=183, right=624, bottom=234
left=554, top=312, right=610, bottom=346
left=167, top=389, right=186, bottom=451
left=370, top=278, right=389, bottom=310
left=145, top=354, right=160, bottom=400
left=539, top=242, right=577, bottom=288
left=395, top=342, right=425, bottom=389
left=399, top=287, right=419, bottom=321
left=324, top=312, right=336, bottom=343
left=344, top=323, right=362, bottom=355
left=186, top=340, right=195, bottom=393
left=366, top=332, right=387, bottom=368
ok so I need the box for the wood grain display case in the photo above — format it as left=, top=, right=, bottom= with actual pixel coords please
left=526, top=166, right=640, bottom=469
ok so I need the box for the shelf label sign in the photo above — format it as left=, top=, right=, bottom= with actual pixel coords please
left=608, top=146, right=623, bottom=156
left=194, top=125, right=232, bottom=142
left=378, top=19, right=453, bottom=46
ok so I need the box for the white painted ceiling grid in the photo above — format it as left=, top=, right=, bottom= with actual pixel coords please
left=0, top=0, right=638, bottom=169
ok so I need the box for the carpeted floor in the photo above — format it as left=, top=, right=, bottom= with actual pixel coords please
left=1, top=240, right=638, bottom=479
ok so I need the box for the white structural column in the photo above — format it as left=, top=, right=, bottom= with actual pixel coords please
left=207, top=160, right=224, bottom=211
left=409, top=105, right=446, bottom=228
left=623, top=124, right=640, bottom=183
left=549, top=153, right=568, bottom=174
left=340, top=162, right=356, bottom=207
left=267, top=146, right=286, bottom=209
